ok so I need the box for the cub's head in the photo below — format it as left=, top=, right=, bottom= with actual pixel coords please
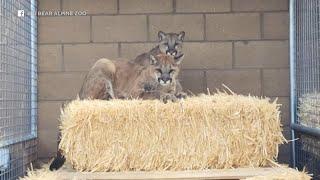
left=158, top=31, right=185, bottom=57
left=149, top=53, right=184, bottom=86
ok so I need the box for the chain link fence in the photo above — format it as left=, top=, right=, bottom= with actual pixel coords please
left=0, top=0, right=37, bottom=179
left=290, top=0, right=320, bottom=179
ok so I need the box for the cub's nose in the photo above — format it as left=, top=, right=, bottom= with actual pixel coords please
left=160, top=77, right=172, bottom=84
left=165, top=77, right=172, bottom=83
left=166, top=50, right=177, bottom=56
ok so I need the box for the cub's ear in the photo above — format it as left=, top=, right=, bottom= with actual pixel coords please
left=174, top=54, right=184, bottom=65
left=149, top=55, right=157, bottom=65
left=158, top=31, right=166, bottom=41
left=178, top=31, right=185, bottom=41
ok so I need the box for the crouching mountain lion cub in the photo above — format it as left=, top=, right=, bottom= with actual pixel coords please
left=79, top=53, right=185, bottom=102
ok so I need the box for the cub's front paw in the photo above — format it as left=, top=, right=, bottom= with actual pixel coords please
left=117, top=93, right=129, bottom=99
left=175, top=92, right=187, bottom=99
left=160, top=93, right=178, bottom=103
left=144, top=82, right=156, bottom=92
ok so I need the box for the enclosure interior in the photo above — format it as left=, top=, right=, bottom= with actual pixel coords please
left=2, top=0, right=315, bottom=179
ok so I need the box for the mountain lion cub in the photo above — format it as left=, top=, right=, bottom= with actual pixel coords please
left=133, top=31, right=185, bottom=66
left=78, top=53, right=184, bottom=102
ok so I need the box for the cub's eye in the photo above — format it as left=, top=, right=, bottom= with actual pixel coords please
left=169, top=69, right=175, bottom=74
left=156, top=68, right=162, bottom=73
left=162, top=43, right=169, bottom=50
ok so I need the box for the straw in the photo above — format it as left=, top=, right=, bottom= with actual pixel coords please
left=58, top=92, right=286, bottom=172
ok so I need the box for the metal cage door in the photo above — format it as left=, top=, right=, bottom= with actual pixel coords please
left=0, top=0, right=37, bottom=179
left=290, top=0, right=320, bottom=178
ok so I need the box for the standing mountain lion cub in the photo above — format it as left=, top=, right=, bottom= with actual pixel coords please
left=133, top=31, right=185, bottom=66
left=79, top=53, right=185, bottom=102
left=132, top=31, right=186, bottom=99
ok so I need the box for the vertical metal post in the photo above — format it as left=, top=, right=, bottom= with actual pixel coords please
left=30, top=0, right=37, bottom=137
left=289, top=0, right=296, bottom=168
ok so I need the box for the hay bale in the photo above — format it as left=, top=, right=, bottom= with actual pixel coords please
left=298, top=92, right=320, bottom=128
left=59, top=92, right=286, bottom=172
left=20, top=169, right=58, bottom=180
left=19, top=165, right=58, bottom=180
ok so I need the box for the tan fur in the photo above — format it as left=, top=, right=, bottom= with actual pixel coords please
left=79, top=54, right=183, bottom=102
left=79, top=58, right=116, bottom=100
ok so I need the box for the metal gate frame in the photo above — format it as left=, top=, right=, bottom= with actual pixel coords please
left=289, top=0, right=296, bottom=167
left=0, top=0, right=37, bottom=147
left=0, top=0, right=38, bottom=179
left=290, top=0, right=320, bottom=175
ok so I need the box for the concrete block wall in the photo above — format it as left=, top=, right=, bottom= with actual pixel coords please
left=38, top=0, right=290, bottom=163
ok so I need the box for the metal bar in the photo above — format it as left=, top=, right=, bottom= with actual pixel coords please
left=291, top=123, right=320, bottom=138
left=30, top=0, right=37, bottom=138
left=289, top=0, right=296, bottom=168
left=0, top=136, right=36, bottom=152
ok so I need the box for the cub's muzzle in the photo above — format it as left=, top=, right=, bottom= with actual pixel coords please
left=166, top=49, right=177, bottom=56
left=158, top=77, right=172, bottom=85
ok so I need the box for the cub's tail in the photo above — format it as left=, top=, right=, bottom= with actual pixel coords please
left=49, top=150, right=65, bottom=171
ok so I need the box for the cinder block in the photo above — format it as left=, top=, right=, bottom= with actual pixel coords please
left=263, top=69, right=290, bottom=97
left=38, top=17, right=90, bottom=43
left=232, top=0, right=288, bottom=12
left=119, top=0, right=172, bottom=13
left=263, top=12, right=289, bottom=39
left=206, top=13, right=260, bottom=40
left=182, top=42, right=232, bottom=69
left=92, top=15, right=147, bottom=42
left=38, top=45, right=62, bottom=72
left=180, top=70, right=205, bottom=94
left=176, top=0, right=230, bottom=13
left=282, top=127, right=291, bottom=140
left=206, top=69, right=261, bottom=96
left=38, top=72, right=86, bottom=100
left=234, top=41, right=289, bottom=68
left=278, top=126, right=291, bottom=164
left=278, top=142, right=290, bottom=164
left=63, top=0, right=117, bottom=14
left=278, top=97, right=290, bottom=127
left=64, top=44, right=118, bottom=71
left=120, top=43, right=156, bottom=60
left=38, top=0, right=60, bottom=11
left=38, top=101, right=62, bottom=131
left=149, top=15, right=204, bottom=41
left=38, top=129, right=58, bottom=158
left=38, top=101, right=62, bottom=158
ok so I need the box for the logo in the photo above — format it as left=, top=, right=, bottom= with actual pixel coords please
left=17, top=10, right=24, bottom=17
